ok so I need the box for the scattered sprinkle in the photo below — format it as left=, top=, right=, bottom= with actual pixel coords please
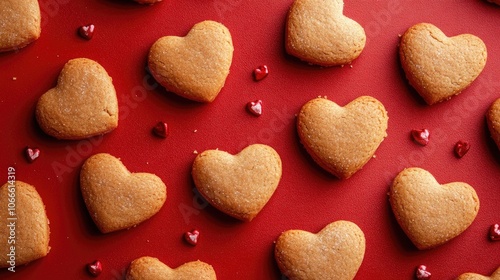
left=246, top=100, right=263, bottom=116
left=454, top=140, right=470, bottom=158
left=87, top=260, right=102, bottom=277
left=253, top=65, right=269, bottom=81
left=25, top=147, right=40, bottom=163
left=411, top=129, right=430, bottom=146
left=184, top=229, right=200, bottom=246
left=415, top=265, right=431, bottom=279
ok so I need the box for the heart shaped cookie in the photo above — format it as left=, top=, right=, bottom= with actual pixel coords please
left=399, top=23, right=487, bottom=105
left=297, top=96, right=388, bottom=179
left=126, top=256, right=216, bottom=280
left=148, top=20, right=233, bottom=102
left=487, top=98, right=500, bottom=150
left=0, top=181, right=50, bottom=268
left=286, top=0, right=366, bottom=66
left=192, top=144, right=282, bottom=221
left=389, top=167, right=480, bottom=250
left=456, top=267, right=500, bottom=280
left=0, top=0, right=41, bottom=52
left=275, top=220, right=365, bottom=280
left=80, top=153, right=167, bottom=233
left=36, top=58, right=119, bottom=140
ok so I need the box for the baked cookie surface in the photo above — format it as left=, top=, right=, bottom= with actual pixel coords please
left=0, top=181, right=50, bottom=267
left=286, top=0, right=366, bottom=66
left=35, top=58, right=119, bottom=140
left=399, top=23, right=487, bottom=105
left=0, top=0, right=41, bottom=52
left=126, top=256, right=216, bottom=280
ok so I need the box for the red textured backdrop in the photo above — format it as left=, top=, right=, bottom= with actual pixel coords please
left=0, top=0, right=499, bottom=279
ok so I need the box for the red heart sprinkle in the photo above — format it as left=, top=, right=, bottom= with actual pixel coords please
left=454, top=140, right=470, bottom=158
left=79, top=24, right=95, bottom=40
left=253, top=65, right=269, bottom=81
left=184, top=229, right=200, bottom=246
left=87, top=260, right=102, bottom=277
left=25, top=147, right=40, bottom=163
left=411, top=129, right=430, bottom=146
left=247, top=100, right=263, bottom=116
left=415, top=265, right=431, bottom=279
left=152, top=121, right=169, bottom=138
left=490, top=224, right=500, bottom=241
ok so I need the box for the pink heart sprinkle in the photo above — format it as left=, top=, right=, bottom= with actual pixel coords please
left=87, top=260, right=102, bottom=277
left=454, top=140, right=470, bottom=158
left=184, top=229, right=200, bottom=246
left=25, top=147, right=40, bottom=163
left=152, top=121, right=169, bottom=138
left=490, top=224, right=500, bottom=241
left=415, top=265, right=431, bottom=279
left=247, top=100, right=263, bottom=116
left=411, top=129, right=430, bottom=146
left=79, top=24, right=95, bottom=40
left=253, top=65, right=269, bottom=81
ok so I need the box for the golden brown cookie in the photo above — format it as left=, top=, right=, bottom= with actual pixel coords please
left=80, top=153, right=167, bottom=233
left=148, top=20, right=233, bottom=102
left=487, top=98, right=500, bottom=150
left=192, top=144, right=282, bottom=221
left=389, top=167, right=480, bottom=250
left=456, top=267, right=500, bottom=280
left=0, top=181, right=50, bottom=268
left=399, top=23, right=487, bottom=105
left=36, top=58, right=119, bottom=140
left=297, top=96, right=388, bottom=179
left=126, top=256, right=217, bottom=280
left=275, top=220, right=365, bottom=280
left=286, top=0, right=366, bottom=66
left=0, top=0, right=41, bottom=52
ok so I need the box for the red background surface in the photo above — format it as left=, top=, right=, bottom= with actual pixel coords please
left=1, top=0, right=499, bottom=279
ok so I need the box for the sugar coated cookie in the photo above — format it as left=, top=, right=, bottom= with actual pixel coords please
left=297, top=96, right=388, bottom=179
left=286, top=0, right=366, bottom=66
left=126, top=256, right=216, bottom=280
left=487, top=98, right=500, bottom=150
left=0, top=181, right=50, bottom=267
left=80, top=153, right=167, bottom=233
left=389, top=167, right=480, bottom=250
left=192, top=144, right=282, bottom=221
left=0, top=0, right=41, bottom=52
left=36, top=58, right=119, bottom=140
left=399, top=23, right=487, bottom=105
left=148, top=20, right=233, bottom=102
left=456, top=267, right=500, bottom=280
left=275, top=220, right=365, bottom=280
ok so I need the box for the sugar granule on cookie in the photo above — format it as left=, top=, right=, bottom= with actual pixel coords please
left=286, top=0, right=366, bottom=66
left=275, top=220, right=365, bottom=280
left=80, top=153, right=167, bottom=233
left=297, top=96, right=388, bottom=179
left=389, top=167, right=479, bottom=250
left=0, top=181, right=50, bottom=268
left=0, top=0, right=41, bottom=52
left=399, top=23, right=487, bottom=105
left=192, top=144, right=282, bottom=221
left=148, top=20, right=233, bottom=103
left=35, top=58, right=119, bottom=140
left=126, top=256, right=216, bottom=280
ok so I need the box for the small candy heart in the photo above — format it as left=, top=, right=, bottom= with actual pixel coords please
left=411, top=129, right=430, bottom=146
left=253, top=65, right=268, bottom=81
left=454, top=141, right=470, bottom=158
left=184, top=229, right=200, bottom=246
left=152, top=121, right=169, bottom=138
left=87, top=260, right=102, bottom=277
left=79, top=24, right=95, bottom=40
left=415, top=265, right=432, bottom=279
left=489, top=224, right=500, bottom=241
left=246, top=100, right=263, bottom=116
left=25, top=147, right=40, bottom=162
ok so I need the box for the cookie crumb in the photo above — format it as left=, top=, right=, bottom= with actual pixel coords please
left=193, top=150, right=198, bottom=155
left=193, top=129, right=198, bottom=133
left=12, top=77, right=17, bottom=81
